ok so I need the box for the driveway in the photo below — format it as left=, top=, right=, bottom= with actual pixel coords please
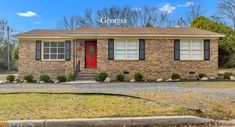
left=0, top=82, right=234, bottom=99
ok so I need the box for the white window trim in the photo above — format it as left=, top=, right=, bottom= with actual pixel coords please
left=114, top=39, right=139, bottom=60
left=41, top=41, right=66, bottom=61
left=180, top=40, right=204, bottom=60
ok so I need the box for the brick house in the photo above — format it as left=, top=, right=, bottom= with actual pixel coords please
left=15, top=27, right=224, bottom=80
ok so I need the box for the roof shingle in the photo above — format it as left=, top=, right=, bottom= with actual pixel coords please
left=15, top=27, right=225, bottom=38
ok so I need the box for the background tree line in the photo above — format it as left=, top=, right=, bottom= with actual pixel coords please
left=0, top=18, right=18, bottom=71
left=0, top=0, right=235, bottom=70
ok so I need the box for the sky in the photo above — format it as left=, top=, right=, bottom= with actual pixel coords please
left=0, top=0, right=220, bottom=34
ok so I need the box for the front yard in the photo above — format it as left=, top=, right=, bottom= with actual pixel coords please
left=0, top=92, right=181, bottom=120
left=0, top=82, right=234, bottom=120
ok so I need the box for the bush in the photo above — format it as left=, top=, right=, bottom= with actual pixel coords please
left=97, top=71, right=108, bottom=81
left=57, top=74, right=67, bottom=82
left=134, top=72, right=143, bottom=81
left=67, top=74, right=75, bottom=81
left=39, top=74, right=50, bottom=82
left=6, top=75, right=15, bottom=82
left=198, top=73, right=207, bottom=79
left=171, top=73, right=181, bottom=80
left=24, top=74, right=33, bottom=82
left=223, top=72, right=233, bottom=79
left=116, top=73, right=125, bottom=81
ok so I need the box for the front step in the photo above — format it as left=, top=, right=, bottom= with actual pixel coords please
left=76, top=69, right=97, bottom=80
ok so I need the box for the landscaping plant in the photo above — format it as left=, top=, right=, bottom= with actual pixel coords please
left=116, top=73, right=125, bottom=81
left=57, top=74, right=67, bottom=82
left=97, top=71, right=108, bottom=81
left=39, top=74, right=50, bottom=82
left=23, top=74, right=34, bottom=82
left=6, top=75, right=15, bottom=82
left=134, top=72, right=143, bottom=81
left=223, top=72, right=233, bottom=79
left=67, top=73, right=75, bottom=81
left=171, top=73, right=181, bottom=80
left=198, top=73, right=207, bottom=79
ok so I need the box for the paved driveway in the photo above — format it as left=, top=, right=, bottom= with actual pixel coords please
left=0, top=82, right=234, bottom=99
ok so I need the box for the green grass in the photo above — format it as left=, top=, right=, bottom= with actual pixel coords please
left=0, top=93, right=182, bottom=120
left=0, top=90, right=233, bottom=120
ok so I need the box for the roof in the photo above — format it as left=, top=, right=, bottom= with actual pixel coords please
left=15, top=27, right=225, bottom=38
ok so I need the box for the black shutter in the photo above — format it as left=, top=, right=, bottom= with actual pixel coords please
left=204, top=40, right=210, bottom=60
left=174, top=39, right=180, bottom=60
left=108, top=39, right=114, bottom=60
left=65, top=40, right=71, bottom=60
left=139, top=39, right=145, bottom=60
left=35, top=40, right=41, bottom=60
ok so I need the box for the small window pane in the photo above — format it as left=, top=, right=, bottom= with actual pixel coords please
left=51, top=42, right=57, bottom=47
left=192, top=41, right=201, bottom=50
left=115, top=50, right=125, bottom=55
left=180, top=41, right=190, bottom=50
left=127, top=41, right=138, bottom=50
left=51, top=48, right=57, bottom=53
left=115, top=42, right=125, bottom=49
left=44, top=48, right=49, bottom=53
left=58, top=54, right=65, bottom=59
left=180, top=50, right=190, bottom=60
left=44, top=54, right=49, bottom=59
left=50, top=54, right=57, bottom=59
left=58, top=42, right=65, bottom=47
left=44, top=42, right=49, bottom=47
left=58, top=48, right=65, bottom=53
left=180, top=54, right=190, bottom=60
left=192, top=54, right=202, bottom=60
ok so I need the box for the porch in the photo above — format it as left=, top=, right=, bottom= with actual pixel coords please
left=73, top=39, right=98, bottom=80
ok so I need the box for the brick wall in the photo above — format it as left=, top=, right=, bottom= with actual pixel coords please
left=97, top=39, right=218, bottom=80
left=18, top=39, right=74, bottom=79
left=18, top=38, right=218, bottom=81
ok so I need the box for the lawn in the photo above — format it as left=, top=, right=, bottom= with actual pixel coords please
left=0, top=92, right=186, bottom=120
left=136, top=82, right=235, bottom=120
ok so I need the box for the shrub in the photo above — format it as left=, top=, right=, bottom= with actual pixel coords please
left=97, top=71, right=108, bottom=81
left=24, top=74, right=33, bottom=82
left=39, top=74, right=50, bottom=82
left=223, top=72, right=233, bottom=79
left=57, top=74, right=67, bottom=82
left=134, top=72, right=143, bottom=81
left=67, top=74, right=75, bottom=81
left=198, top=73, right=207, bottom=79
left=116, top=73, right=125, bottom=81
left=6, top=75, right=15, bottom=82
left=171, top=73, right=181, bottom=80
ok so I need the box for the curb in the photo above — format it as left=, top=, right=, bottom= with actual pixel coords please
left=6, top=116, right=229, bottom=127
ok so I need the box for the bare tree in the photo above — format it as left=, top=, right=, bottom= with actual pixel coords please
left=187, top=0, right=203, bottom=22
left=217, top=0, right=235, bottom=29
left=58, top=9, right=94, bottom=30
left=138, top=6, right=168, bottom=27
left=96, top=6, right=137, bottom=27
left=58, top=6, right=170, bottom=29
left=78, top=9, right=94, bottom=27
left=0, top=19, right=8, bottom=41
left=58, top=16, right=80, bottom=30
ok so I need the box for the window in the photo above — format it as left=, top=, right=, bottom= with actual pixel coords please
left=180, top=40, right=203, bottom=60
left=114, top=40, right=138, bottom=60
left=43, top=42, right=65, bottom=60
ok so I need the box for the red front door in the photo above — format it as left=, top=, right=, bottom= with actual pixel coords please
left=85, top=42, right=97, bottom=68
